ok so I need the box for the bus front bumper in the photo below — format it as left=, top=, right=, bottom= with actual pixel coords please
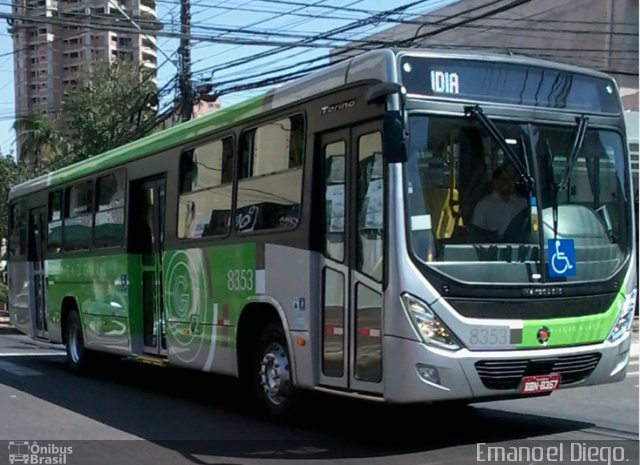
left=383, top=332, right=633, bottom=403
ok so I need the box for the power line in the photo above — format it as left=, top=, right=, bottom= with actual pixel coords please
left=107, top=0, right=176, bottom=66
left=157, top=0, right=378, bottom=17
left=155, top=0, right=639, bottom=32
left=191, top=0, right=436, bottom=81
left=188, top=0, right=367, bottom=72
left=3, top=2, right=634, bottom=56
left=189, top=1, right=465, bottom=83
left=411, top=0, right=506, bottom=40
left=5, top=0, right=636, bottom=34
left=211, top=0, right=612, bottom=97
left=0, top=10, right=393, bottom=48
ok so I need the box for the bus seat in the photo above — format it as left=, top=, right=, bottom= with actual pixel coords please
left=424, top=187, right=462, bottom=239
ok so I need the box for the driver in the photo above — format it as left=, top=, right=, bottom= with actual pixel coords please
left=471, top=165, right=527, bottom=238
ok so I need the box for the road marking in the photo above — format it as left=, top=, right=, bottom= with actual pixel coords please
left=0, top=352, right=65, bottom=357
left=626, top=371, right=639, bottom=376
left=0, top=361, right=42, bottom=376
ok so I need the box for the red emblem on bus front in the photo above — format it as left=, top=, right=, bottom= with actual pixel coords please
left=537, top=326, right=551, bottom=345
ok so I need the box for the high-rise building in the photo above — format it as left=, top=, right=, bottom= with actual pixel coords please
left=9, top=0, right=158, bottom=163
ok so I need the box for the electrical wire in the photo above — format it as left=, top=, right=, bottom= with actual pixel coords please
left=191, top=0, right=436, bottom=81
left=212, top=0, right=633, bottom=98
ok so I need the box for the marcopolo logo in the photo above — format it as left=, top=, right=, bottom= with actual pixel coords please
left=537, top=326, right=551, bottom=345
left=8, top=441, right=73, bottom=464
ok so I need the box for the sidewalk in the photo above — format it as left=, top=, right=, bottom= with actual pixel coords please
left=0, top=313, right=21, bottom=335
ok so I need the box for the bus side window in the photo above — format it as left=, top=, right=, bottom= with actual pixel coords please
left=324, top=141, right=346, bottom=262
left=47, top=191, right=63, bottom=253
left=356, top=131, right=383, bottom=282
left=95, top=171, right=125, bottom=248
left=236, top=115, right=305, bottom=233
left=64, top=180, right=93, bottom=251
left=9, top=202, right=26, bottom=257
left=178, top=137, right=234, bottom=239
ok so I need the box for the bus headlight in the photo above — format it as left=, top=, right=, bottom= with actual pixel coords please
left=608, top=289, right=637, bottom=343
left=401, top=293, right=461, bottom=351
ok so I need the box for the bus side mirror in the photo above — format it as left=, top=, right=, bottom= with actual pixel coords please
left=383, top=111, right=408, bottom=163
left=367, top=83, right=408, bottom=164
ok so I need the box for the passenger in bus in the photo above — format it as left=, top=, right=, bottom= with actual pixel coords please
left=471, top=165, right=527, bottom=240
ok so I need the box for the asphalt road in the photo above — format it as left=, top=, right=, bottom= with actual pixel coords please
left=0, top=334, right=637, bottom=465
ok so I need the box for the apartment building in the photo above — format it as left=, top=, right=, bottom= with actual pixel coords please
left=10, top=0, right=158, bottom=163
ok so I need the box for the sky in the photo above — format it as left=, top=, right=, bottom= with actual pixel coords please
left=0, top=0, right=457, bottom=157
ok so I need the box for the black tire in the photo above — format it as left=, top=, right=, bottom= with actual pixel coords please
left=252, top=323, right=297, bottom=418
left=65, top=310, right=91, bottom=374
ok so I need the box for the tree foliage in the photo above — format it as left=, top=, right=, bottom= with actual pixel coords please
left=3, top=58, right=160, bottom=243
left=13, top=111, right=65, bottom=170
left=61, top=59, right=158, bottom=163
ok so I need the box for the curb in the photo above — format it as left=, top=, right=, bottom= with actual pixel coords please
left=0, top=316, right=22, bottom=335
left=0, top=325, right=22, bottom=335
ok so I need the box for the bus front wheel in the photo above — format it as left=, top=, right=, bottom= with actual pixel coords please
left=253, top=323, right=297, bottom=418
left=65, top=310, right=91, bottom=374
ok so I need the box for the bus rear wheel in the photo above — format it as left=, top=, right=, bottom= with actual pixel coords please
left=65, top=310, right=91, bottom=374
left=253, top=323, right=297, bottom=418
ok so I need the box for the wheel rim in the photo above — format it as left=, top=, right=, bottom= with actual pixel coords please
left=259, top=343, right=290, bottom=406
left=69, top=324, right=81, bottom=364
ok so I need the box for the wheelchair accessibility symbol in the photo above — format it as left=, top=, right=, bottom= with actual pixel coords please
left=548, top=239, right=576, bottom=277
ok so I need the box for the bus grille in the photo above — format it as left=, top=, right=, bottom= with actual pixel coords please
left=475, top=353, right=602, bottom=390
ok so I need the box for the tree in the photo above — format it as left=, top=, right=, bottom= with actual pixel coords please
left=13, top=112, right=63, bottom=169
left=61, top=59, right=158, bottom=163
left=1, top=60, right=161, bottom=256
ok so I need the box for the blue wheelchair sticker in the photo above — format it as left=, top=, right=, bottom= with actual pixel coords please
left=548, top=239, right=576, bottom=277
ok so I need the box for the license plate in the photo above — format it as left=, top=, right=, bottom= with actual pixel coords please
left=521, top=374, right=561, bottom=394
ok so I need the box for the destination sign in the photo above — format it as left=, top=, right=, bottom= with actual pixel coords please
left=400, top=56, right=621, bottom=114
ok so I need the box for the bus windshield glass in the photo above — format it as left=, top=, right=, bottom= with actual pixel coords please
left=405, top=115, right=630, bottom=284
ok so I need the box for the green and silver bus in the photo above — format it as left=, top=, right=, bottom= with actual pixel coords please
left=8, top=49, right=637, bottom=416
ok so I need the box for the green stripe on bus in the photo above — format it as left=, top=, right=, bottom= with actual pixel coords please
left=47, top=95, right=266, bottom=187
left=516, top=289, right=624, bottom=349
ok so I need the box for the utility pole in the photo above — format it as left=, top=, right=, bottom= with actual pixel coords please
left=179, top=0, right=192, bottom=122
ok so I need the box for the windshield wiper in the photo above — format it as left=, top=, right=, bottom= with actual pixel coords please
left=558, top=115, right=589, bottom=190
left=545, top=140, right=561, bottom=238
left=464, top=105, right=534, bottom=187
left=545, top=114, right=589, bottom=238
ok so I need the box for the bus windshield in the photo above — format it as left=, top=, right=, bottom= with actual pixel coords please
left=405, top=114, right=630, bottom=284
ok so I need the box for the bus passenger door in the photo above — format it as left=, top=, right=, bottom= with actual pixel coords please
left=28, top=206, right=48, bottom=340
left=130, top=176, right=167, bottom=356
left=348, top=124, right=384, bottom=394
left=319, top=123, right=384, bottom=395
left=319, top=130, right=350, bottom=389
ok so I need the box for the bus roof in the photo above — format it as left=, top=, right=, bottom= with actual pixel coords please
left=9, top=48, right=618, bottom=201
